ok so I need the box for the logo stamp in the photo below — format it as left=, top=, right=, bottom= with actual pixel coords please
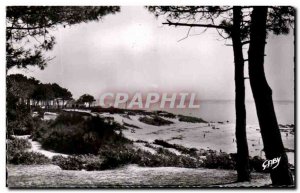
left=262, top=157, right=281, bottom=170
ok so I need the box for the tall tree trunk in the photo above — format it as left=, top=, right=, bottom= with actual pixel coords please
left=248, top=6, right=293, bottom=185
left=232, top=6, right=250, bottom=182
left=56, top=99, right=60, bottom=109
left=26, top=98, right=31, bottom=112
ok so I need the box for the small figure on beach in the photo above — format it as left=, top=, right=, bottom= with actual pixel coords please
left=203, top=133, right=206, bottom=138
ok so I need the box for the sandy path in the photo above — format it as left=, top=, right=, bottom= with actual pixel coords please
left=7, top=164, right=272, bottom=188
left=12, top=135, right=68, bottom=159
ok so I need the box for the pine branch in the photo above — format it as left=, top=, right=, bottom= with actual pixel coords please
left=162, top=20, right=230, bottom=30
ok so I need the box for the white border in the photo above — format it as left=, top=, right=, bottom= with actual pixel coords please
left=0, top=0, right=299, bottom=192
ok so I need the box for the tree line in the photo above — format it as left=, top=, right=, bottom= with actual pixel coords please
left=7, top=74, right=96, bottom=109
left=6, top=6, right=114, bottom=111
left=7, top=74, right=72, bottom=109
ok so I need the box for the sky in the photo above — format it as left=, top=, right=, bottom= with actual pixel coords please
left=9, top=6, right=295, bottom=102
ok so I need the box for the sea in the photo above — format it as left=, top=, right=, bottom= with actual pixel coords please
left=150, top=100, right=294, bottom=125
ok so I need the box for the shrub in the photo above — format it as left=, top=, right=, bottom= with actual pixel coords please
left=52, top=155, right=102, bottom=170
left=249, top=156, right=266, bottom=172
left=126, top=111, right=136, bottom=116
left=153, top=139, right=198, bottom=157
left=135, top=139, right=148, bottom=143
left=137, top=147, right=201, bottom=168
left=53, top=144, right=203, bottom=171
left=7, top=137, right=50, bottom=165
left=7, top=138, right=31, bottom=164
left=85, top=159, right=104, bottom=171
left=202, top=152, right=235, bottom=169
left=6, top=103, right=46, bottom=136
left=99, top=145, right=138, bottom=170
left=31, top=120, right=52, bottom=142
left=7, top=104, right=29, bottom=135
left=33, top=113, right=131, bottom=154
left=123, top=122, right=140, bottom=129
left=178, top=115, right=206, bottom=123
left=8, top=151, right=50, bottom=165
left=7, top=138, right=31, bottom=152
left=52, top=155, right=84, bottom=170
left=154, top=111, right=176, bottom=119
left=7, top=112, right=41, bottom=136
left=52, top=146, right=136, bottom=171
left=139, top=115, right=173, bottom=126
left=7, top=121, right=30, bottom=135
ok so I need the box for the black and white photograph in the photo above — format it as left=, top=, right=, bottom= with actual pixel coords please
left=5, top=5, right=295, bottom=188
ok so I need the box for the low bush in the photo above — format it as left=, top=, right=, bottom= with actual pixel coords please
left=52, top=154, right=102, bottom=170
left=99, top=145, right=139, bottom=170
left=153, top=139, right=198, bottom=157
left=53, top=111, right=86, bottom=125
left=8, top=151, right=50, bottom=165
left=178, top=115, right=206, bottom=123
left=202, top=152, right=235, bottom=169
left=52, top=145, right=137, bottom=171
left=31, top=120, right=52, bottom=142
left=53, top=144, right=202, bottom=171
left=135, top=139, right=148, bottom=143
left=123, top=122, right=141, bottom=129
left=7, top=109, right=42, bottom=136
left=7, top=138, right=31, bottom=163
left=138, top=147, right=201, bottom=168
left=97, top=142, right=201, bottom=170
left=139, top=115, right=173, bottom=126
left=52, top=155, right=84, bottom=170
left=53, top=156, right=82, bottom=170
left=154, top=111, right=177, bottom=119
left=7, top=137, right=50, bottom=165
left=249, top=156, right=266, bottom=172
left=7, top=137, right=31, bottom=153
left=32, top=113, right=131, bottom=154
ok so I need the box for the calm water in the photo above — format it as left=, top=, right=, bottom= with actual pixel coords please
left=151, top=100, right=294, bottom=125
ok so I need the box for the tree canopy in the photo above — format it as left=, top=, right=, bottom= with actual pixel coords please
left=7, top=74, right=73, bottom=104
left=147, top=6, right=294, bottom=41
left=77, top=94, right=96, bottom=106
left=6, top=6, right=120, bottom=70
